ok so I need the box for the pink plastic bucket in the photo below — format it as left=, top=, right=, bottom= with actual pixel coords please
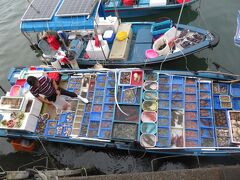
left=145, top=49, right=158, bottom=59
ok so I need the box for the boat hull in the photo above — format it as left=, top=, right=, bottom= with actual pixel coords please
left=105, top=0, right=199, bottom=18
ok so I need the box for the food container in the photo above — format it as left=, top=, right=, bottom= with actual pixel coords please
left=144, top=71, right=158, bottom=81
left=114, top=105, right=140, bottom=122
left=214, top=110, right=227, bottom=127
left=141, top=122, right=157, bottom=134
left=143, top=81, right=158, bottom=91
left=219, top=95, right=231, bottom=102
left=140, top=134, right=157, bottom=148
left=10, top=85, right=22, bottom=97
left=112, top=122, right=138, bottom=141
left=142, top=101, right=157, bottom=111
left=171, top=110, right=184, bottom=128
left=119, top=71, right=131, bottom=86
left=0, top=96, right=24, bottom=111
left=231, top=83, right=240, bottom=97
left=228, top=111, right=240, bottom=143
left=143, top=91, right=158, bottom=101
left=141, top=111, right=157, bottom=122
left=130, top=70, right=143, bottom=86
left=171, top=128, right=184, bottom=147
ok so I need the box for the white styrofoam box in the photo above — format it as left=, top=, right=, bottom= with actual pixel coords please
left=149, top=0, right=167, bottom=6
left=103, top=30, right=114, bottom=39
left=163, top=27, right=181, bottom=42
left=86, top=40, right=110, bottom=60
left=95, top=16, right=119, bottom=34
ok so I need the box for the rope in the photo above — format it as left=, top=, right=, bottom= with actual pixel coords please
left=174, top=0, right=186, bottom=39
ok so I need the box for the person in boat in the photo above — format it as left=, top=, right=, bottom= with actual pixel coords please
left=27, top=76, right=88, bottom=107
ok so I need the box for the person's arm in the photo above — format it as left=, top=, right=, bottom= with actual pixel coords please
left=37, top=96, right=53, bottom=105
left=52, top=79, right=60, bottom=96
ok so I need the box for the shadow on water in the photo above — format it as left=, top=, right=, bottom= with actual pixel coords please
left=1, top=141, right=240, bottom=175
left=123, top=6, right=199, bottom=24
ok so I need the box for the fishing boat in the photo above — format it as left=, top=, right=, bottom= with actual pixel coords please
left=1, top=67, right=240, bottom=156
left=234, top=10, right=240, bottom=47
left=104, top=0, right=199, bottom=18
left=20, top=0, right=219, bottom=68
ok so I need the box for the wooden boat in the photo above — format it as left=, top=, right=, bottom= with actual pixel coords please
left=20, top=0, right=219, bottom=68
left=2, top=67, right=240, bottom=156
left=104, top=0, right=199, bottom=18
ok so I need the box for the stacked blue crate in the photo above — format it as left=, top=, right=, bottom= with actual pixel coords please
left=231, top=83, right=240, bottom=110
left=99, top=72, right=116, bottom=139
left=85, top=73, right=107, bottom=138
left=170, top=76, right=185, bottom=147
left=199, top=81, right=215, bottom=147
left=157, top=74, right=171, bottom=147
left=184, top=77, right=199, bottom=147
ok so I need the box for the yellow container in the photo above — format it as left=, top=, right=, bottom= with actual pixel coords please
left=116, top=31, right=128, bottom=41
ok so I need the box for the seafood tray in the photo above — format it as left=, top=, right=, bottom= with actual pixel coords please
left=141, top=122, right=157, bottom=134
left=228, top=111, right=240, bottom=143
left=142, top=111, right=157, bottom=123
left=46, top=120, right=58, bottom=128
left=172, top=84, right=183, bottom=92
left=213, top=83, right=229, bottom=95
left=44, top=127, right=55, bottom=137
left=142, top=101, right=158, bottom=111
left=171, top=128, right=184, bottom=147
left=158, top=92, right=170, bottom=100
left=230, top=83, right=240, bottom=97
left=172, top=76, right=184, bottom=84
left=144, top=81, right=158, bottom=91
left=145, top=71, right=158, bottom=81
left=143, top=91, right=158, bottom=101
left=185, top=77, right=197, bottom=85
left=107, top=72, right=115, bottom=80
left=99, top=119, right=113, bottom=139
left=171, top=110, right=184, bottom=128
left=232, top=97, right=240, bottom=110
left=219, top=95, right=231, bottom=102
left=158, top=100, right=170, bottom=109
left=90, top=112, right=101, bottom=120
left=201, top=137, right=215, bottom=147
left=130, top=70, right=143, bottom=86
left=87, top=129, right=99, bottom=138
left=59, top=112, right=75, bottom=124
left=0, top=96, right=24, bottom=111
left=112, top=122, right=138, bottom=141
left=118, top=71, right=132, bottom=86
left=215, top=128, right=230, bottom=147
left=140, top=134, right=157, bottom=148
left=114, top=105, right=140, bottom=122
left=214, top=110, right=228, bottom=127
left=119, top=86, right=140, bottom=104
left=158, top=74, right=171, bottom=84
left=213, top=96, right=221, bottom=109
left=96, top=73, right=107, bottom=82
left=54, top=125, right=72, bottom=138
left=158, top=116, right=169, bottom=126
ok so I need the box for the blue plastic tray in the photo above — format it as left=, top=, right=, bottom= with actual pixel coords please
left=201, top=137, right=215, bottom=147
left=103, top=104, right=114, bottom=112
left=87, top=129, right=99, bottom=138
left=200, top=127, right=215, bottom=138
left=185, top=85, right=197, bottom=94
left=105, top=96, right=115, bottom=103
left=159, top=74, right=170, bottom=82
left=213, top=96, right=221, bottom=109
left=232, top=97, right=240, bottom=110
left=200, top=109, right=213, bottom=118
left=216, top=83, right=229, bottom=95
left=44, top=128, right=55, bottom=137
left=172, top=84, right=183, bottom=92
left=107, top=80, right=115, bottom=88
left=157, top=127, right=169, bottom=137
left=100, top=120, right=113, bottom=129
left=99, top=129, right=111, bottom=139
left=199, top=82, right=211, bottom=91
left=95, top=89, right=105, bottom=96
left=94, top=96, right=104, bottom=104
left=171, top=100, right=183, bottom=109
left=200, top=99, right=211, bottom=108
left=158, top=84, right=170, bottom=92
left=96, top=74, right=107, bottom=81
left=156, top=137, right=170, bottom=147
left=46, top=120, right=58, bottom=128
left=158, top=117, right=169, bottom=127
left=185, top=129, right=198, bottom=140
left=158, top=92, right=169, bottom=100
left=185, top=102, right=197, bottom=111
left=106, top=88, right=115, bottom=96
left=185, top=139, right=199, bottom=147
left=59, top=112, right=75, bottom=124
left=158, top=109, right=170, bottom=118
left=102, top=112, right=113, bottom=120
left=107, top=72, right=115, bottom=80
left=185, top=111, right=198, bottom=120
left=158, top=100, right=170, bottom=109
left=200, top=118, right=213, bottom=127
left=89, top=120, right=100, bottom=129
left=90, top=112, right=101, bottom=120
left=231, top=83, right=240, bottom=97
left=172, top=92, right=183, bottom=100
left=82, top=113, right=90, bottom=124
left=172, top=76, right=184, bottom=84
left=199, top=92, right=211, bottom=99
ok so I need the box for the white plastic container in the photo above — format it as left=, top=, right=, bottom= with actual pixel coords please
left=86, top=40, right=110, bottom=60
left=95, top=16, right=119, bottom=34
left=163, top=27, right=181, bottom=42
left=149, top=0, right=167, bottom=6
left=153, top=37, right=170, bottom=56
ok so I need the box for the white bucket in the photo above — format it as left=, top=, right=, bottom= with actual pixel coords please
left=153, top=37, right=170, bottom=56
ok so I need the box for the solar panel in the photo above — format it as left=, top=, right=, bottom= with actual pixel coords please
left=56, top=0, right=98, bottom=17
left=21, top=0, right=60, bottom=21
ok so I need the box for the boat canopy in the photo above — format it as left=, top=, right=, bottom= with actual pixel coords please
left=20, top=0, right=105, bottom=32
left=234, top=10, right=240, bottom=46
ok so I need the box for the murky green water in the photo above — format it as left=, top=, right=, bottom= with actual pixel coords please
left=0, top=0, right=240, bottom=173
